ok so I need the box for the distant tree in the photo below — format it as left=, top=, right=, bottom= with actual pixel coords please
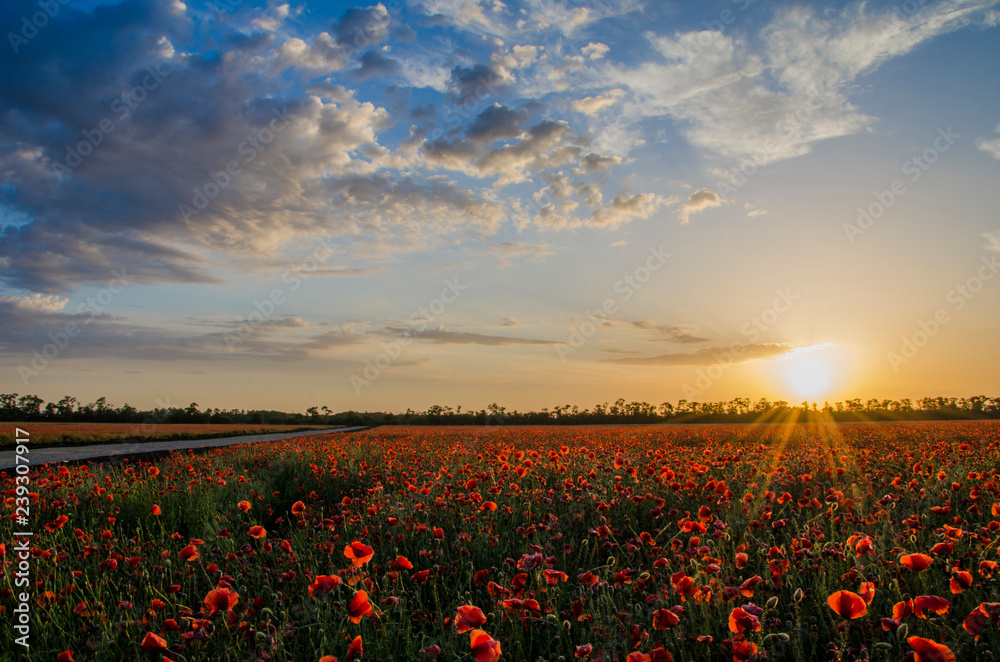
left=56, top=395, right=78, bottom=418
left=0, top=393, right=19, bottom=419
left=18, top=394, right=44, bottom=419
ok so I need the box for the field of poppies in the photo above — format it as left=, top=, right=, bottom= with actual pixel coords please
left=2, top=422, right=999, bottom=662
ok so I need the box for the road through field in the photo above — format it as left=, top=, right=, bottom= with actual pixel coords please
left=0, top=426, right=370, bottom=471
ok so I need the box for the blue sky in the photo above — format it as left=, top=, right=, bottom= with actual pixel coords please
left=1, top=0, right=999, bottom=412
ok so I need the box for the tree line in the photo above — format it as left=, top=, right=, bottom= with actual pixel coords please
left=2, top=393, right=999, bottom=426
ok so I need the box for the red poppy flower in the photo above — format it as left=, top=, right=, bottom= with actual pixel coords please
left=178, top=544, right=200, bottom=562
left=649, top=648, right=673, bottom=662
left=737, top=576, right=763, bottom=598
left=45, top=515, right=69, bottom=532
left=309, top=575, right=343, bottom=598
left=517, top=553, right=544, bottom=570
left=858, top=582, right=875, bottom=605
left=950, top=570, right=973, bottom=594
left=912, top=595, right=950, bottom=619
left=907, top=637, right=956, bottom=662
left=140, top=632, right=168, bottom=652
left=344, top=541, right=374, bottom=568
left=391, top=555, right=413, bottom=570
left=237, top=500, right=251, bottom=512
left=653, top=608, right=680, bottom=630
left=291, top=501, right=306, bottom=514
left=542, top=569, right=569, bottom=585
left=893, top=600, right=913, bottom=621
left=204, top=587, right=239, bottom=616
left=732, top=640, right=758, bottom=662
left=469, top=630, right=501, bottom=662
left=827, top=591, right=868, bottom=619
left=57, top=651, right=74, bottom=662
left=348, top=591, right=373, bottom=623
left=248, top=525, right=266, bottom=539
left=729, top=607, right=762, bottom=634
left=456, top=605, right=488, bottom=633
left=151, top=505, right=161, bottom=516
left=900, top=553, right=933, bottom=571
left=346, top=635, right=363, bottom=661
left=575, top=644, right=593, bottom=658
left=963, top=604, right=995, bottom=640
left=626, top=653, right=650, bottom=662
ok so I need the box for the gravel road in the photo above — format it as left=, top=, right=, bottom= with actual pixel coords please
left=0, top=426, right=370, bottom=471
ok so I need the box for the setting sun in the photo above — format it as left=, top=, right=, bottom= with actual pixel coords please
left=780, top=346, right=839, bottom=400
left=787, top=360, right=831, bottom=398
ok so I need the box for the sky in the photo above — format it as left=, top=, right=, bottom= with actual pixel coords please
left=1, top=0, right=999, bottom=413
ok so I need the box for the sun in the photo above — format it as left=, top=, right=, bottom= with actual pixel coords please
left=781, top=345, right=838, bottom=400
left=787, top=359, right=831, bottom=398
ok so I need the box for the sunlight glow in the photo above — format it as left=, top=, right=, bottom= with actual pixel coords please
left=781, top=345, right=839, bottom=399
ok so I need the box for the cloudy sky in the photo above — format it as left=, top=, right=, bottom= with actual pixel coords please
left=1, top=0, right=999, bottom=412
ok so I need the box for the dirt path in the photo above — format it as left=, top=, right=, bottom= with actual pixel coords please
left=0, top=426, right=370, bottom=471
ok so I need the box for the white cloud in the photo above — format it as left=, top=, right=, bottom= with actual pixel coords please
left=582, top=42, right=610, bottom=59
left=977, top=123, right=1000, bottom=160
left=571, top=94, right=619, bottom=115
left=277, top=33, right=348, bottom=72
left=679, top=188, right=722, bottom=223
left=511, top=44, right=539, bottom=67
left=0, top=294, right=68, bottom=313
left=611, top=0, right=1000, bottom=165
left=252, top=3, right=291, bottom=32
